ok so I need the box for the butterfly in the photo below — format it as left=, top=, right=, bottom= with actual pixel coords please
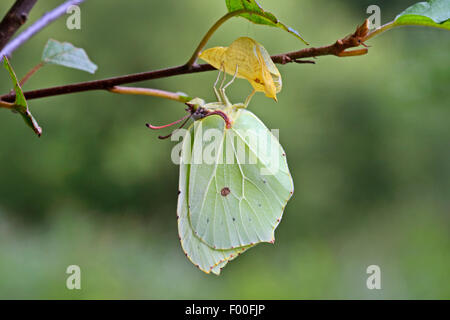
left=148, top=38, right=293, bottom=274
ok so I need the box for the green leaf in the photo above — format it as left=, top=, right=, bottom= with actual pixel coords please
left=225, top=0, right=308, bottom=44
left=395, top=0, right=450, bottom=30
left=42, top=39, right=98, bottom=74
left=3, top=57, right=42, bottom=137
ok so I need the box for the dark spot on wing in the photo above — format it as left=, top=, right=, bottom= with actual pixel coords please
left=221, top=187, right=231, bottom=197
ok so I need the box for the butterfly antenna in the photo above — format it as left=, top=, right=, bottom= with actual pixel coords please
left=155, top=114, right=193, bottom=140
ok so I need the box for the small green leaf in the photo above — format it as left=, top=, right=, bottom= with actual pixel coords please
left=42, top=39, right=98, bottom=74
left=225, top=0, right=308, bottom=44
left=3, top=57, right=42, bottom=137
left=395, top=0, right=450, bottom=30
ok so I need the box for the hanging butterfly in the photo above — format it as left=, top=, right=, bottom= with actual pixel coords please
left=147, top=38, right=293, bottom=275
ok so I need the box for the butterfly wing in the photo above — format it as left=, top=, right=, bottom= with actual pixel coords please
left=199, top=37, right=282, bottom=100
left=188, top=111, right=294, bottom=250
left=177, top=121, right=252, bottom=274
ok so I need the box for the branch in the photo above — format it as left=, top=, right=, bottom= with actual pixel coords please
left=109, top=86, right=192, bottom=103
left=186, top=9, right=247, bottom=68
left=364, top=21, right=396, bottom=41
left=0, top=0, right=85, bottom=58
left=0, top=20, right=371, bottom=103
left=19, top=61, right=43, bottom=86
left=0, top=100, right=15, bottom=110
left=271, top=20, right=370, bottom=63
left=0, top=0, right=38, bottom=51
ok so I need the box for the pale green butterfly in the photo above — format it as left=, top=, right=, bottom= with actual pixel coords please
left=170, top=69, right=294, bottom=275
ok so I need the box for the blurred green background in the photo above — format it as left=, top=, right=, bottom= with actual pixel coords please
left=0, top=0, right=449, bottom=299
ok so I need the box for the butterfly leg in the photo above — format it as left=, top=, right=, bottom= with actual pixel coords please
left=213, top=67, right=223, bottom=103
left=222, top=64, right=238, bottom=91
left=220, top=64, right=238, bottom=107
left=218, top=63, right=227, bottom=90
left=244, top=89, right=256, bottom=107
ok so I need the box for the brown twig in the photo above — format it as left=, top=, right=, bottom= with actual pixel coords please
left=19, top=61, right=43, bottom=86
left=0, top=100, right=15, bottom=110
left=0, top=0, right=38, bottom=51
left=109, top=86, right=191, bottom=103
left=271, top=20, right=370, bottom=63
left=0, top=20, right=371, bottom=104
left=186, top=9, right=247, bottom=68
left=0, top=0, right=85, bottom=58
